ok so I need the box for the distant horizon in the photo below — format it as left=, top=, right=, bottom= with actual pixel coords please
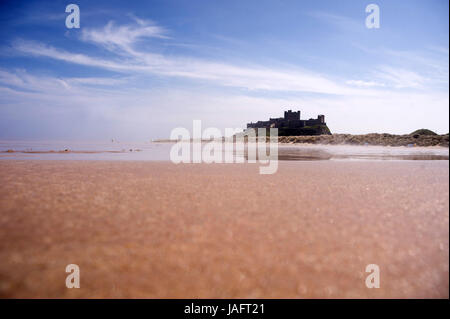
left=0, top=0, right=448, bottom=140
left=0, top=125, right=448, bottom=144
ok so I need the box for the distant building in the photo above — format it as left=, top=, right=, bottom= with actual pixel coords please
left=247, top=110, right=326, bottom=129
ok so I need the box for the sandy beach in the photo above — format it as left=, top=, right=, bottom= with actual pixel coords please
left=0, top=160, right=448, bottom=298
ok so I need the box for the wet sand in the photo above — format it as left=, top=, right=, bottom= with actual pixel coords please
left=0, top=160, right=448, bottom=298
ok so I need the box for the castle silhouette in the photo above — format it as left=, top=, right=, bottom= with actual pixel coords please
left=247, top=110, right=326, bottom=129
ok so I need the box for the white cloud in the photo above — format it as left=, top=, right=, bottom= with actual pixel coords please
left=374, top=66, right=427, bottom=89
left=12, top=40, right=380, bottom=96
left=13, top=19, right=447, bottom=96
left=346, top=80, right=385, bottom=88
left=81, top=19, right=168, bottom=54
left=0, top=68, right=448, bottom=139
left=2, top=19, right=449, bottom=139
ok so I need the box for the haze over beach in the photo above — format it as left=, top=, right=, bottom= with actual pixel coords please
left=0, top=0, right=449, bottom=300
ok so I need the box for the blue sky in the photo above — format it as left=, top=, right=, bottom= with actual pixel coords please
left=0, top=0, right=448, bottom=140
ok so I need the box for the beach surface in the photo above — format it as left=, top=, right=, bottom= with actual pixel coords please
left=0, top=160, right=448, bottom=298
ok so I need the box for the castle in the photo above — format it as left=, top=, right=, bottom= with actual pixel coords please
left=247, top=110, right=326, bottom=129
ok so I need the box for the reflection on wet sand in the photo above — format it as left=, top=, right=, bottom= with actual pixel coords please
left=0, top=141, right=448, bottom=161
left=244, top=148, right=333, bottom=161
left=246, top=147, right=449, bottom=161
left=331, top=154, right=449, bottom=161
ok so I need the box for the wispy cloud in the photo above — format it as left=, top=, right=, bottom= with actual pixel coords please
left=351, top=44, right=449, bottom=89
left=1, top=15, right=449, bottom=138
left=373, top=66, right=427, bottom=89
left=81, top=18, right=169, bottom=53
left=11, top=19, right=385, bottom=97
left=346, top=80, right=385, bottom=88
left=308, top=11, right=366, bottom=32
left=8, top=17, right=449, bottom=97
left=1, top=68, right=448, bottom=139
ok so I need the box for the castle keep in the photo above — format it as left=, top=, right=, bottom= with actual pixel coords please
left=247, top=110, right=326, bottom=129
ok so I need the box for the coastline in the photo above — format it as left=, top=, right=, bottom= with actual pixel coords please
left=153, top=133, right=450, bottom=147
left=278, top=133, right=449, bottom=147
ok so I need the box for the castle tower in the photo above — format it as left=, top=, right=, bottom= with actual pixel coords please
left=317, top=115, right=325, bottom=124
left=284, top=109, right=301, bottom=120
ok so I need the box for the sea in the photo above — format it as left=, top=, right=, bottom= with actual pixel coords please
left=0, top=140, right=448, bottom=161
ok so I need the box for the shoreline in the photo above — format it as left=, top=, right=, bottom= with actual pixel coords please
left=1, top=142, right=448, bottom=161
left=153, top=133, right=450, bottom=147
left=277, top=133, right=449, bottom=147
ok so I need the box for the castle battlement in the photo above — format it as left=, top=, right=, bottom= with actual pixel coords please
left=247, top=109, right=325, bottom=129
